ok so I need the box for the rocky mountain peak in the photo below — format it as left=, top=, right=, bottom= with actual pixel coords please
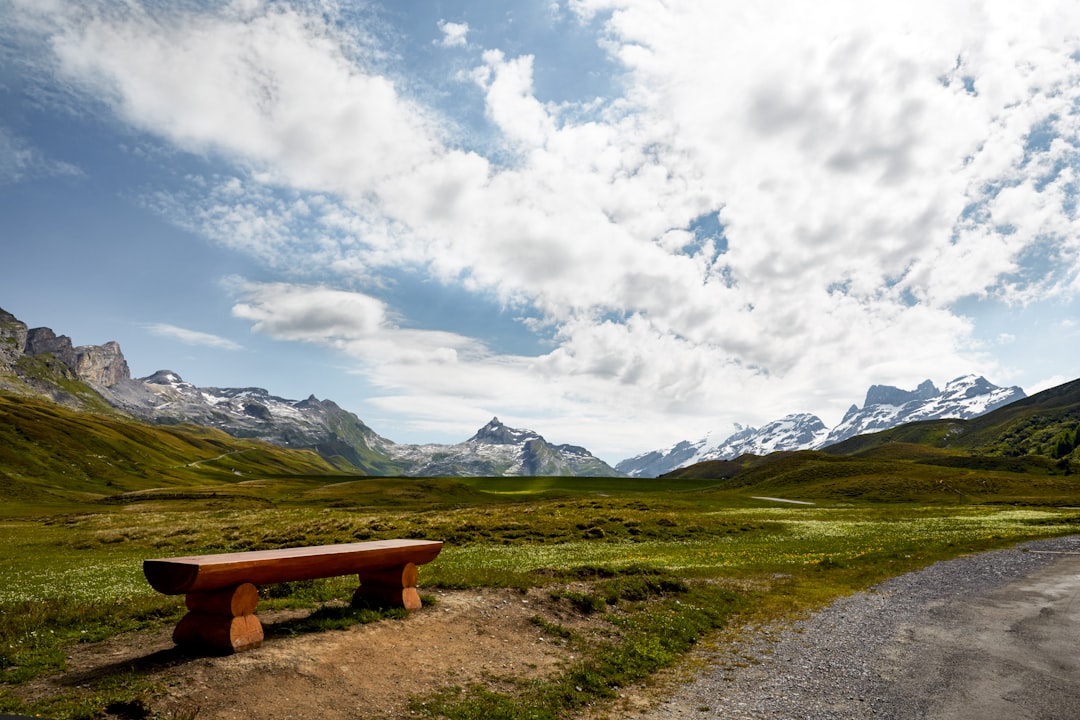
left=864, top=379, right=939, bottom=408
left=394, top=416, right=619, bottom=476
left=943, top=374, right=995, bottom=398
left=26, top=327, right=79, bottom=370
left=822, top=376, right=1025, bottom=446
left=75, top=341, right=129, bottom=387
left=469, top=417, right=537, bottom=445
left=25, top=327, right=130, bottom=387
left=0, top=308, right=28, bottom=368
left=840, top=404, right=861, bottom=422
left=619, top=375, right=1028, bottom=477
left=143, top=369, right=185, bottom=385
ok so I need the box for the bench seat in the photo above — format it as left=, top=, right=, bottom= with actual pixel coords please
left=143, top=539, right=442, bottom=653
left=144, top=539, right=443, bottom=594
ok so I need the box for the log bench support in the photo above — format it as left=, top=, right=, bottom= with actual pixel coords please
left=173, top=582, right=263, bottom=653
left=354, top=562, right=421, bottom=610
left=144, top=540, right=442, bottom=654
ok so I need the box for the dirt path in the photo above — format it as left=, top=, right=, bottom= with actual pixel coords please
left=17, top=586, right=607, bottom=719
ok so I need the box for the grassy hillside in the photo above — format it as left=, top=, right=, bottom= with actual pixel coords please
left=0, top=392, right=364, bottom=513
left=664, top=449, right=1079, bottom=503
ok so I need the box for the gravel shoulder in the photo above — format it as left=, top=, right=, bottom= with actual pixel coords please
left=630, top=535, right=1080, bottom=720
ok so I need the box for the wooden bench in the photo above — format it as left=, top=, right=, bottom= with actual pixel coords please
left=143, top=539, right=443, bottom=653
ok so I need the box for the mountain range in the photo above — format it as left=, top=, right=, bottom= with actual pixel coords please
left=0, top=308, right=619, bottom=477
left=0, top=306, right=1028, bottom=478
left=662, top=375, right=1080, bottom=504
left=616, top=375, right=1026, bottom=477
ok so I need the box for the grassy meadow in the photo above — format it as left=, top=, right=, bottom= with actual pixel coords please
left=3, top=473, right=1080, bottom=719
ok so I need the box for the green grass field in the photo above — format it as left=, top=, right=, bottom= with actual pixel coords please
left=3, top=475, right=1079, bottom=719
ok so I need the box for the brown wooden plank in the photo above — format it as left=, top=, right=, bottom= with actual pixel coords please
left=143, top=539, right=442, bottom=594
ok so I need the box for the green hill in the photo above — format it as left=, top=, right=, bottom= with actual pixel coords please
left=0, top=392, right=364, bottom=512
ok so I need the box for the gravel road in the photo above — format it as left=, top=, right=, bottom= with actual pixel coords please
left=632, top=535, right=1080, bottom=719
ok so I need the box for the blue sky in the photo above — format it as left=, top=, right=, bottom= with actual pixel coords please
left=2, top=0, right=1079, bottom=464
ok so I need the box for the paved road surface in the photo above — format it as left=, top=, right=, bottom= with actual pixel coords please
left=875, top=549, right=1080, bottom=719
left=635, top=536, right=1080, bottom=719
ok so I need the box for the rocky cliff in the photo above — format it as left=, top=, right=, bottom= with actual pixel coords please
left=0, top=309, right=28, bottom=370
left=25, top=327, right=130, bottom=387
left=0, top=310, right=124, bottom=410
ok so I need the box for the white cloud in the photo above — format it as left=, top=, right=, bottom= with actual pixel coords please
left=140, top=174, right=395, bottom=279
left=474, top=50, right=555, bottom=148
left=231, top=282, right=388, bottom=341
left=1028, top=374, right=1076, bottom=396
left=437, top=20, right=469, bottom=48
left=12, top=0, right=1080, bottom=456
left=43, top=1, right=441, bottom=199
left=145, top=323, right=242, bottom=350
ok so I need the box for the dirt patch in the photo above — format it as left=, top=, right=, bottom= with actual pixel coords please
left=17, top=587, right=611, bottom=719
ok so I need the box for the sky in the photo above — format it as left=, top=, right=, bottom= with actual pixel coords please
left=1, top=0, right=1079, bottom=465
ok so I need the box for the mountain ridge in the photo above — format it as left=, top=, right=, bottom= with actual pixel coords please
left=0, top=307, right=619, bottom=477
left=0, top=305, right=1033, bottom=479
left=386, top=417, right=621, bottom=477
left=661, top=376, right=1080, bottom=504
left=617, top=375, right=1027, bottom=477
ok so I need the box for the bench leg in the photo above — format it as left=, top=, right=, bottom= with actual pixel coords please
left=173, top=582, right=263, bottom=654
left=353, top=562, right=422, bottom=610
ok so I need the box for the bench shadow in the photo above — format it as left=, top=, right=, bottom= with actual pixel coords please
left=55, top=645, right=204, bottom=687
left=55, top=604, right=406, bottom=688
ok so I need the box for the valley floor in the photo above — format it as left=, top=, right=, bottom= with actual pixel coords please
left=18, top=535, right=1080, bottom=720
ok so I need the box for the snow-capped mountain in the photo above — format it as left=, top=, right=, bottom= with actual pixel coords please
left=386, top=417, right=620, bottom=477
left=822, top=375, right=1025, bottom=445
left=615, top=414, right=828, bottom=477
left=107, top=376, right=620, bottom=477
left=616, top=376, right=1026, bottom=477
left=103, top=370, right=402, bottom=474
left=0, top=307, right=1028, bottom=481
